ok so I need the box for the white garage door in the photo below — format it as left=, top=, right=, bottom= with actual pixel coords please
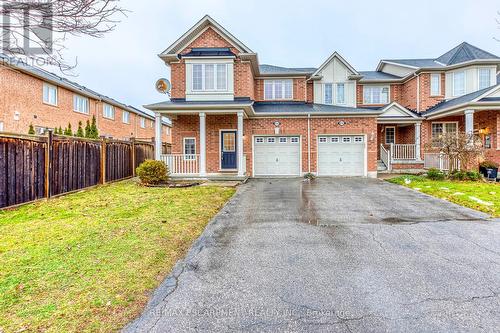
left=254, top=136, right=301, bottom=176
left=317, top=135, right=365, bottom=176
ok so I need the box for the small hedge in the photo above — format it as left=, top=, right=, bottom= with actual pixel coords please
left=136, top=160, right=169, bottom=185
left=449, top=170, right=481, bottom=181
left=426, top=168, right=445, bottom=181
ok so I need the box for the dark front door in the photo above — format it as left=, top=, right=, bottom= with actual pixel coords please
left=221, top=131, right=237, bottom=169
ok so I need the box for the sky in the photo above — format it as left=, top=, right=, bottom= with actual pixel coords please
left=56, top=0, right=500, bottom=114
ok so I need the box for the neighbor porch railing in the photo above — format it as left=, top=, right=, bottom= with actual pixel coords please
left=380, top=144, right=391, bottom=171
left=390, top=143, right=416, bottom=160
left=160, top=154, right=199, bottom=174
left=424, top=153, right=460, bottom=171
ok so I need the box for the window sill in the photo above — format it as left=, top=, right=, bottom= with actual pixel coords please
left=103, top=116, right=115, bottom=120
left=73, top=110, right=90, bottom=115
left=43, top=101, right=58, bottom=107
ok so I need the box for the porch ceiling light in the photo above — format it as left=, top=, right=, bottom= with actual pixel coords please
left=479, top=127, right=490, bottom=135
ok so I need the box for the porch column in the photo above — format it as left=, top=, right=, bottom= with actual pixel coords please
left=154, top=112, right=162, bottom=160
left=414, top=122, right=421, bottom=160
left=199, top=112, right=206, bottom=177
left=465, top=109, right=474, bottom=137
left=237, top=111, right=244, bottom=177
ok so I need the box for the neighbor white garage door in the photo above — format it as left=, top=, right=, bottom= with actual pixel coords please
left=317, top=135, right=365, bottom=176
left=254, top=136, right=301, bottom=176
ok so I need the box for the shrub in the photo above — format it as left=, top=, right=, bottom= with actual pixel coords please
left=466, top=171, right=481, bottom=181
left=449, top=170, right=467, bottom=181
left=304, top=173, right=316, bottom=180
left=480, top=160, right=499, bottom=169
left=426, top=168, right=445, bottom=181
left=28, top=124, right=35, bottom=135
left=136, top=160, right=169, bottom=185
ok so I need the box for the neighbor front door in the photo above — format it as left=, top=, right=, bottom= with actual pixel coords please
left=221, top=131, right=237, bottom=169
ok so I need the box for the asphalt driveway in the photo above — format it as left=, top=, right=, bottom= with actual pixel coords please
left=125, top=178, right=500, bottom=332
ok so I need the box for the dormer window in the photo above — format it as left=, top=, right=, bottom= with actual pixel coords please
left=478, top=68, right=491, bottom=90
left=192, top=63, right=227, bottom=91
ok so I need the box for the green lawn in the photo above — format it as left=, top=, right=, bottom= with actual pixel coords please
left=388, top=175, right=500, bottom=217
left=0, top=180, right=235, bottom=333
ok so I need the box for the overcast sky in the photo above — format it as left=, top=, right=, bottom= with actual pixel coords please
left=59, top=0, right=500, bottom=114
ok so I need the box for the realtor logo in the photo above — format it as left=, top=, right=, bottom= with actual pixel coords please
left=1, top=1, right=53, bottom=55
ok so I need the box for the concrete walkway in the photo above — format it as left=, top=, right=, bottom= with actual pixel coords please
left=125, top=178, right=500, bottom=333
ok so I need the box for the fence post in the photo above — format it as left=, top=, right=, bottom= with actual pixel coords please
left=131, top=138, right=136, bottom=176
left=44, top=130, right=53, bottom=199
left=100, top=138, right=107, bottom=184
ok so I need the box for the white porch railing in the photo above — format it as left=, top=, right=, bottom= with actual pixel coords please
left=391, top=143, right=416, bottom=160
left=161, top=154, right=199, bottom=174
left=424, top=153, right=460, bottom=171
left=380, top=144, right=391, bottom=171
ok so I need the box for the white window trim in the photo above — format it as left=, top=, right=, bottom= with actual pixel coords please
left=183, top=137, right=196, bottom=159
left=385, top=126, right=396, bottom=144
left=430, top=73, right=441, bottom=97
left=192, top=63, right=228, bottom=92
left=477, top=67, right=492, bottom=90
left=451, top=71, right=466, bottom=97
left=73, top=94, right=89, bottom=114
left=122, top=111, right=130, bottom=124
left=336, top=83, right=346, bottom=105
left=363, top=85, right=390, bottom=105
left=103, top=103, right=115, bottom=120
left=323, top=83, right=333, bottom=104
left=264, top=79, right=293, bottom=100
left=140, top=117, right=146, bottom=128
left=431, top=121, right=459, bottom=146
left=42, top=83, right=58, bottom=106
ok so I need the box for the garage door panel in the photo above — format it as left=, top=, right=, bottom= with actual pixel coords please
left=318, top=136, right=365, bottom=177
left=254, top=137, right=300, bottom=176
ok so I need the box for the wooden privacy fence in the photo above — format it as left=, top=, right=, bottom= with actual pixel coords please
left=0, top=132, right=168, bottom=209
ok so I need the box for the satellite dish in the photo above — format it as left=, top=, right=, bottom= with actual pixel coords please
left=155, top=78, right=171, bottom=94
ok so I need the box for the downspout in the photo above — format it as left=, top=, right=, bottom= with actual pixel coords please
left=307, top=113, right=311, bottom=174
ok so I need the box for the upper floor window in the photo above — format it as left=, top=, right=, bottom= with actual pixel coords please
left=452, top=71, right=465, bottom=96
left=103, top=103, right=115, bottom=119
left=336, top=83, right=345, bottom=104
left=140, top=117, right=146, bottom=128
left=166, top=127, right=171, bottom=135
left=192, top=63, right=227, bottom=91
left=324, top=84, right=333, bottom=104
left=478, top=68, right=491, bottom=90
left=430, top=74, right=441, bottom=96
left=43, top=83, right=57, bottom=106
left=122, top=111, right=130, bottom=124
left=264, top=80, right=293, bottom=100
left=73, top=94, right=89, bottom=114
left=363, top=86, right=389, bottom=104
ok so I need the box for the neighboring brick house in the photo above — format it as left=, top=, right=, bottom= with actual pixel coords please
left=0, top=55, right=172, bottom=144
left=146, top=15, right=500, bottom=178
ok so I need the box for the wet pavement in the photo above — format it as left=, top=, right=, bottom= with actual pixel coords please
left=124, top=178, right=500, bottom=333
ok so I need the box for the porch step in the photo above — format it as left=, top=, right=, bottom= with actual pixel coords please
left=377, top=160, right=387, bottom=171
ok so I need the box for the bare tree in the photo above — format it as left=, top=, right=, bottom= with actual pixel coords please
left=427, top=131, right=484, bottom=172
left=1, top=0, right=127, bottom=73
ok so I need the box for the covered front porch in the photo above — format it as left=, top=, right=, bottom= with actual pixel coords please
left=147, top=99, right=254, bottom=180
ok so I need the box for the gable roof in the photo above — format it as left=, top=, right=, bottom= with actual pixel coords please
left=311, top=51, right=359, bottom=78
left=159, top=15, right=253, bottom=57
left=378, top=102, right=420, bottom=119
left=358, top=71, right=403, bottom=81
left=380, top=59, right=444, bottom=69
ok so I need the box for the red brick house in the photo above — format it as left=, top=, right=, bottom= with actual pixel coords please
left=147, top=15, right=500, bottom=179
left=0, top=55, right=172, bottom=143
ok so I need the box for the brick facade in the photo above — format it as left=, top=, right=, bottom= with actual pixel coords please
left=0, top=65, right=171, bottom=143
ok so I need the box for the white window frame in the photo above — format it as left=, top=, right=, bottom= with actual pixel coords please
left=264, top=80, right=293, bottom=100
left=290, top=137, right=299, bottom=143
left=385, top=126, right=395, bottom=144
left=354, top=137, right=363, bottom=143
left=140, top=117, right=146, bottom=128
left=279, top=137, right=287, bottom=143
left=73, top=94, right=89, bottom=114
left=342, top=137, right=352, bottom=143
left=256, top=137, right=264, bottom=143
left=431, top=121, right=458, bottom=146
left=43, top=83, right=58, bottom=106
left=0, top=121, right=4, bottom=132
left=122, top=111, right=130, bottom=124
left=103, top=103, right=115, bottom=120
left=430, top=73, right=441, bottom=96
left=452, top=71, right=466, bottom=97
left=478, top=68, right=491, bottom=90
left=267, top=137, right=276, bottom=143
left=183, top=137, right=196, bottom=160
left=336, top=83, right=345, bottom=105
left=324, top=83, right=333, bottom=104
left=363, top=85, right=389, bottom=105
left=331, top=137, right=339, bottom=143
left=192, top=63, right=228, bottom=92
left=319, top=137, right=327, bottom=143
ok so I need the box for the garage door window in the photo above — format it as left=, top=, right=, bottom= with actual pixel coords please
left=267, top=137, right=275, bottom=143
left=343, top=137, right=351, bottom=143
left=354, top=137, right=363, bottom=143
left=319, top=137, right=327, bottom=143
left=279, top=137, right=287, bottom=143
left=291, top=137, right=299, bottom=143
left=256, top=137, right=264, bottom=143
